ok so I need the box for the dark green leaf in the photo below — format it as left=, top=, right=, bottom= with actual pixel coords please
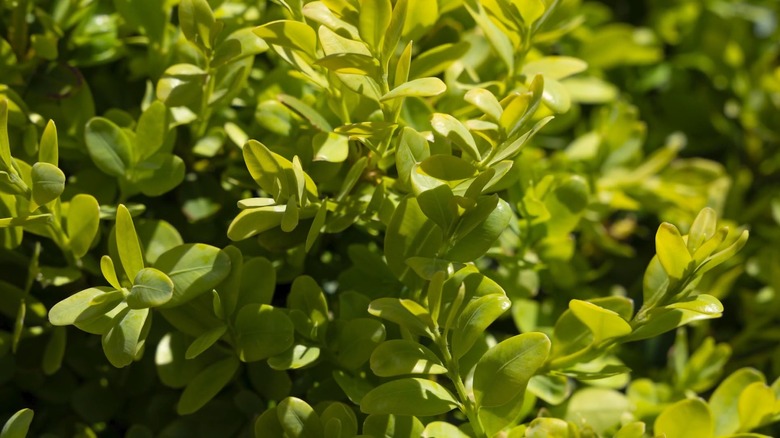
left=185, top=325, right=227, bottom=360
left=177, top=356, right=239, bottom=415
left=360, top=378, right=459, bottom=416
left=368, top=298, right=435, bottom=339
left=234, top=304, right=294, bottom=362
left=85, top=117, right=134, bottom=177
left=370, top=340, right=447, bottom=376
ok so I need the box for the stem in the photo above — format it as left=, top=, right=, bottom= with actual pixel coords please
left=435, top=332, right=486, bottom=438
left=195, top=56, right=216, bottom=138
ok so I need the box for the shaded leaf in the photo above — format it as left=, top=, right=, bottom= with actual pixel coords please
left=177, top=356, right=239, bottom=415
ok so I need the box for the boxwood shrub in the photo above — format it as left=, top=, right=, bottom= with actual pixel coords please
left=0, top=0, right=779, bottom=437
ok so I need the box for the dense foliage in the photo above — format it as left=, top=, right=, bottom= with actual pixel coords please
left=0, top=0, right=779, bottom=437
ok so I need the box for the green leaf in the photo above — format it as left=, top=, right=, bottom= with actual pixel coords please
left=360, top=378, right=459, bottom=416
left=386, top=10, right=410, bottom=78
left=395, top=127, right=430, bottom=188
left=416, top=184, right=457, bottom=232
left=85, top=117, right=134, bottom=177
left=393, top=41, right=413, bottom=90
left=115, top=204, right=145, bottom=281
left=370, top=340, right=447, bottom=376
left=281, top=196, right=299, bottom=232
left=305, top=201, right=328, bottom=252
left=410, top=41, right=471, bottom=79
left=228, top=205, right=286, bottom=240
left=568, top=300, right=631, bottom=344
left=363, top=414, right=424, bottom=438
left=321, top=402, right=358, bottom=438
left=698, top=229, right=749, bottom=275
left=0, top=100, right=12, bottom=173
left=49, top=287, right=122, bottom=326
left=537, top=174, right=589, bottom=236
left=30, top=162, right=64, bottom=207
left=135, top=101, right=168, bottom=161
left=738, top=381, right=775, bottom=431
left=527, top=374, right=571, bottom=405
left=654, top=398, right=714, bottom=438
left=185, top=325, right=227, bottom=359
left=524, top=418, right=571, bottom=438
left=333, top=318, right=386, bottom=370
left=564, top=387, right=631, bottom=434
left=303, top=2, right=359, bottom=39
left=430, top=113, right=481, bottom=161
left=381, top=78, right=446, bottom=101
left=358, top=0, right=392, bottom=54
left=234, top=304, right=294, bottom=362
left=313, top=132, right=348, bottom=162
left=465, top=88, right=503, bottom=122
left=278, top=94, right=333, bottom=132
left=39, top=120, right=58, bottom=166
left=237, top=256, right=276, bottom=309
left=42, top=326, right=66, bottom=375
left=626, top=295, right=724, bottom=341
left=177, top=356, right=239, bottom=415
left=473, top=332, right=551, bottom=407
left=687, top=207, right=718, bottom=253
left=517, top=0, right=545, bottom=24
left=212, top=28, right=269, bottom=66
left=0, top=408, right=33, bottom=438
left=156, top=64, right=207, bottom=107
left=452, top=294, right=511, bottom=359
left=100, top=256, right=122, bottom=290
left=422, top=422, right=471, bottom=438
left=155, top=244, right=231, bottom=308
left=540, top=78, right=571, bottom=114
left=253, top=20, right=318, bottom=61
left=447, top=196, right=512, bottom=262
left=710, top=368, right=765, bottom=436
left=315, top=53, right=380, bottom=76
left=268, top=344, right=320, bottom=370
left=656, top=223, right=692, bottom=280
left=134, top=154, right=186, bottom=197
left=277, top=397, right=323, bottom=438
left=102, top=307, right=150, bottom=368
left=368, top=298, right=436, bottom=339
left=613, top=422, right=646, bottom=438
left=255, top=407, right=284, bottom=437
left=127, top=268, right=174, bottom=308
left=464, top=0, right=514, bottom=73
left=67, top=194, right=100, bottom=258
left=288, top=275, right=329, bottom=330
left=178, top=0, right=218, bottom=50
left=522, top=57, right=588, bottom=81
